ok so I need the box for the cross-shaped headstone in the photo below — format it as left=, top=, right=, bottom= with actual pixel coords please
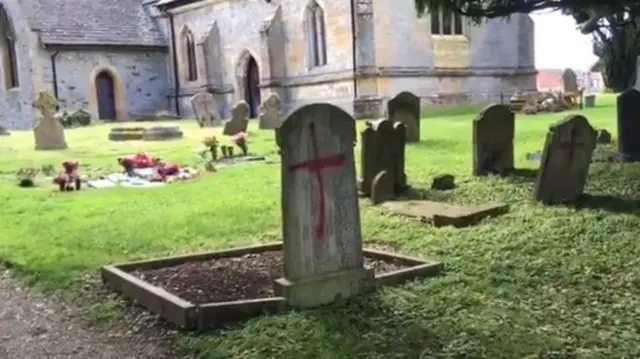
left=35, top=91, right=58, bottom=119
left=33, top=90, right=68, bottom=150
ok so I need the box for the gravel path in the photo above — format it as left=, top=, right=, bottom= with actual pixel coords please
left=0, top=270, right=180, bottom=359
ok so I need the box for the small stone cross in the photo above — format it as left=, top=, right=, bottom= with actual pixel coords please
left=35, top=91, right=58, bottom=119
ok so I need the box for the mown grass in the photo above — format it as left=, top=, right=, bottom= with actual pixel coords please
left=2, top=95, right=640, bottom=358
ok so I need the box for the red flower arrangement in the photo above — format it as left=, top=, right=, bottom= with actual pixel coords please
left=53, top=160, right=81, bottom=191
left=231, top=132, right=248, bottom=156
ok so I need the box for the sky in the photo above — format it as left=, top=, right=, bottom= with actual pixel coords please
left=531, top=10, right=599, bottom=71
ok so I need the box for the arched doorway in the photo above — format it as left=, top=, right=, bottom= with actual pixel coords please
left=96, top=71, right=116, bottom=120
left=244, top=56, right=260, bottom=118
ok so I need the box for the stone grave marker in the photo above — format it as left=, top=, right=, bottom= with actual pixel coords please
left=259, top=93, right=282, bottom=129
left=142, top=126, right=184, bottom=141
left=382, top=200, right=509, bottom=228
left=371, top=171, right=393, bottom=205
left=190, top=91, right=221, bottom=128
left=274, top=103, right=375, bottom=307
left=563, top=68, right=578, bottom=93
left=616, top=88, right=640, bottom=161
left=33, top=90, right=68, bottom=150
left=360, top=118, right=407, bottom=198
left=472, top=104, right=515, bottom=175
left=533, top=114, right=597, bottom=204
left=223, top=101, right=249, bottom=136
left=388, top=91, right=420, bottom=142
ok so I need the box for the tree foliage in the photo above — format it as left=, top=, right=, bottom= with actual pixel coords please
left=593, top=20, right=640, bottom=91
left=414, top=0, right=640, bottom=33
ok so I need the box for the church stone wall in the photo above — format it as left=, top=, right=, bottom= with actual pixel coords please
left=167, top=0, right=355, bottom=119
left=369, top=1, right=536, bottom=111
left=37, top=48, right=169, bottom=120
left=0, top=0, right=37, bottom=130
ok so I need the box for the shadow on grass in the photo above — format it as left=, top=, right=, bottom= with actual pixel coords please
left=408, top=138, right=459, bottom=149
left=502, top=168, right=539, bottom=185
left=194, top=293, right=447, bottom=358
left=571, top=194, right=640, bottom=214
left=402, top=186, right=454, bottom=202
left=305, top=295, right=444, bottom=357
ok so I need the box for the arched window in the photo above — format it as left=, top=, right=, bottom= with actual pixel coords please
left=182, top=27, right=198, bottom=81
left=430, top=10, right=464, bottom=35
left=306, top=1, right=327, bottom=67
left=0, top=6, right=18, bottom=89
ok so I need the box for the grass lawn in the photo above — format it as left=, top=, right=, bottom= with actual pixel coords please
left=2, top=95, right=640, bottom=358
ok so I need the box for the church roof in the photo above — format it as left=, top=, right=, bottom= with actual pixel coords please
left=24, top=0, right=167, bottom=47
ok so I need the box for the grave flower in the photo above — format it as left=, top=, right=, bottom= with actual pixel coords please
left=202, top=136, right=219, bottom=160
left=231, top=131, right=248, bottom=156
left=16, top=167, right=39, bottom=187
left=53, top=160, right=81, bottom=191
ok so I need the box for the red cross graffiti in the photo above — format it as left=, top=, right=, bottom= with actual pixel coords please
left=289, top=122, right=346, bottom=241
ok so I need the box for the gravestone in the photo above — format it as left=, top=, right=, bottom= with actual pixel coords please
left=371, top=171, right=393, bottom=205
left=616, top=88, right=640, bottom=161
left=360, top=118, right=407, bottom=197
left=563, top=68, right=578, bottom=93
left=108, top=127, right=145, bottom=141
left=274, top=103, right=375, bottom=307
left=0, top=124, right=9, bottom=136
left=223, top=101, right=249, bottom=136
left=33, top=91, right=68, bottom=150
left=388, top=91, right=420, bottom=142
left=259, top=93, right=282, bottom=129
left=472, top=104, right=515, bottom=175
left=190, top=92, right=221, bottom=128
left=533, top=114, right=597, bottom=204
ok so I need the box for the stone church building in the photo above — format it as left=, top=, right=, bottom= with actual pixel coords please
left=0, top=0, right=535, bottom=129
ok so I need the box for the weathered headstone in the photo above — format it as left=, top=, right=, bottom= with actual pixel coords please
left=388, top=91, right=420, bottom=142
left=33, top=91, right=68, bottom=150
left=258, top=93, right=282, bottom=129
left=472, top=104, right=515, bottom=175
left=360, top=118, right=407, bottom=197
left=371, top=171, right=393, bottom=205
left=223, top=101, right=249, bottom=136
left=616, top=88, right=640, bottom=161
left=533, top=114, right=597, bottom=204
left=563, top=68, right=578, bottom=93
left=190, top=92, right=221, bottom=128
left=274, top=103, right=375, bottom=307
